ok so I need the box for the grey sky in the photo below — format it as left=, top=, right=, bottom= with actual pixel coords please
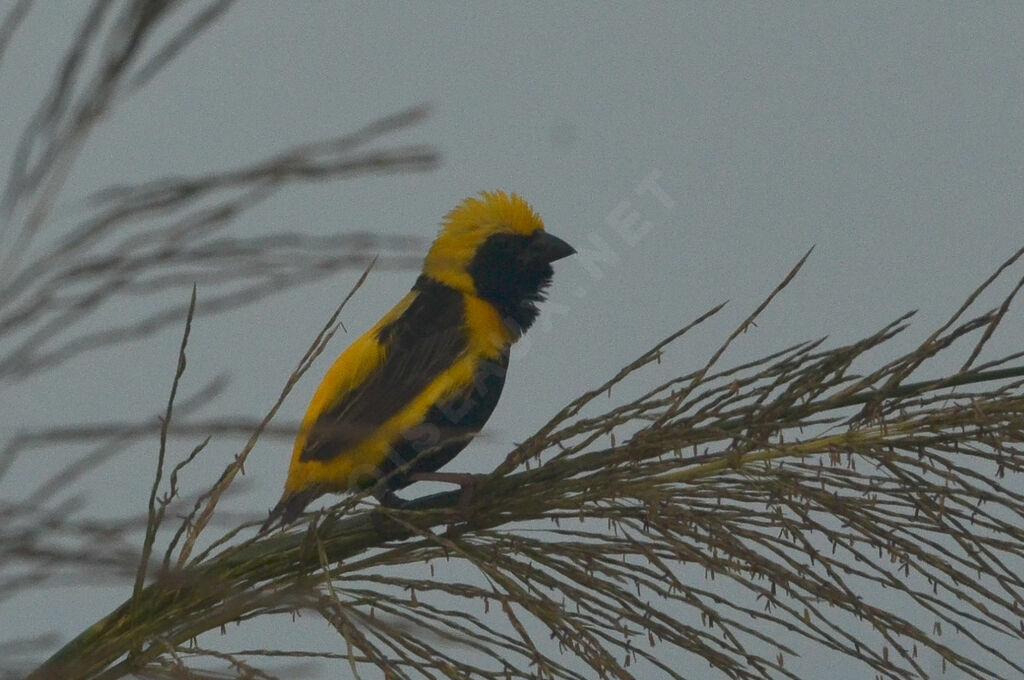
left=3, top=3, right=1023, bottom=678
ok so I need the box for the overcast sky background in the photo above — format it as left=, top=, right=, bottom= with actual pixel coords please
left=3, top=3, right=1024, bottom=678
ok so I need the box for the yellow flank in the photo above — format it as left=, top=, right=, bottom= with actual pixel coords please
left=423, top=191, right=546, bottom=294
left=284, top=352, right=481, bottom=495
left=283, top=289, right=514, bottom=495
left=283, top=292, right=414, bottom=495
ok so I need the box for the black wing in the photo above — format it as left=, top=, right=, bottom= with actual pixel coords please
left=301, top=277, right=470, bottom=465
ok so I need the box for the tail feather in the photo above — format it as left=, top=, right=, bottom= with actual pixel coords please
left=260, top=487, right=321, bottom=532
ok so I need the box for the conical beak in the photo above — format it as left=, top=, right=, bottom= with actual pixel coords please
left=529, top=231, right=576, bottom=263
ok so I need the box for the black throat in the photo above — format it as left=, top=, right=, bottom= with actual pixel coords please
left=464, top=233, right=555, bottom=333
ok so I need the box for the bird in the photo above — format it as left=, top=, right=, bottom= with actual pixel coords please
left=263, top=191, right=575, bottom=528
